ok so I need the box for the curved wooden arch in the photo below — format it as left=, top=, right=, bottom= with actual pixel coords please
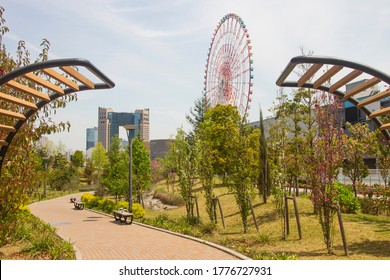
left=276, top=55, right=390, bottom=142
left=0, top=58, right=115, bottom=171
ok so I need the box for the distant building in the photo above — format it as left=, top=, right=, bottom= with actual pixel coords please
left=98, top=107, right=113, bottom=151
left=98, top=107, right=150, bottom=151
left=136, top=108, right=150, bottom=143
left=86, top=127, right=98, bottom=150
left=150, top=139, right=170, bottom=160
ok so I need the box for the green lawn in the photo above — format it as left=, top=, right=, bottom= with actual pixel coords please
left=142, top=182, right=390, bottom=260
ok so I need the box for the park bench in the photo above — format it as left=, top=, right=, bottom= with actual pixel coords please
left=74, top=200, right=84, bottom=210
left=70, top=195, right=76, bottom=203
left=113, top=208, right=133, bottom=224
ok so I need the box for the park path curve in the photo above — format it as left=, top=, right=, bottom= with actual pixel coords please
left=28, top=193, right=248, bottom=260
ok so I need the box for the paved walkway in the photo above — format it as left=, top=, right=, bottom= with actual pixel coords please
left=29, top=193, right=248, bottom=260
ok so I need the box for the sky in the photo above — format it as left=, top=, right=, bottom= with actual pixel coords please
left=2, top=0, right=390, bottom=151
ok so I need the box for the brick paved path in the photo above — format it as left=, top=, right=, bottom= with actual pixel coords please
left=29, top=193, right=248, bottom=260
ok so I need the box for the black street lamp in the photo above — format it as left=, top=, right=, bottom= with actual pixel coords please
left=123, top=124, right=137, bottom=213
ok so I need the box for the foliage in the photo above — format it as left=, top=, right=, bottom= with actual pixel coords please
left=198, top=104, right=259, bottom=233
left=153, top=187, right=185, bottom=206
left=160, top=140, right=177, bottom=192
left=309, top=92, right=345, bottom=254
left=131, top=135, right=152, bottom=205
left=83, top=158, right=94, bottom=185
left=258, top=108, right=271, bottom=203
left=268, top=91, right=290, bottom=237
left=376, top=131, right=390, bottom=188
left=48, top=153, right=77, bottom=191
left=80, top=192, right=95, bottom=203
left=196, top=128, right=215, bottom=222
left=186, top=94, right=210, bottom=142
left=342, top=122, right=373, bottom=196
left=71, top=150, right=85, bottom=168
left=169, top=128, right=197, bottom=217
left=132, top=203, right=146, bottom=219
left=101, top=135, right=128, bottom=202
left=91, top=142, right=108, bottom=195
left=0, top=8, right=78, bottom=244
left=358, top=184, right=389, bottom=216
left=9, top=209, right=75, bottom=259
left=97, top=198, right=116, bottom=213
left=334, top=182, right=360, bottom=214
left=151, top=159, right=164, bottom=185
left=80, top=193, right=145, bottom=218
left=140, top=214, right=204, bottom=238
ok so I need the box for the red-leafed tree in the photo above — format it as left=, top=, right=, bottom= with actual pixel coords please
left=309, top=92, right=345, bottom=254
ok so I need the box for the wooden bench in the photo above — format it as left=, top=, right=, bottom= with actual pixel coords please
left=113, top=208, right=133, bottom=224
left=70, top=195, right=76, bottom=203
left=74, top=200, right=84, bottom=210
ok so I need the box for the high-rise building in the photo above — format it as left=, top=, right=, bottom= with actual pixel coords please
left=135, top=108, right=150, bottom=143
left=97, top=107, right=150, bottom=151
left=98, top=107, right=113, bottom=151
left=86, top=127, right=98, bottom=150
left=108, top=111, right=141, bottom=145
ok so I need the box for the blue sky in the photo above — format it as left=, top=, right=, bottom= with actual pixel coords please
left=2, top=0, right=390, bottom=151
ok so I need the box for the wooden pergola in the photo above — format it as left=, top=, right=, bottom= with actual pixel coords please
left=276, top=55, right=390, bottom=142
left=0, top=58, right=115, bottom=171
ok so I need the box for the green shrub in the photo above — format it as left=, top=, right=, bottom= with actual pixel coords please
left=359, top=197, right=376, bottom=214
left=86, top=196, right=101, bottom=208
left=115, top=201, right=129, bottom=210
left=98, top=198, right=116, bottom=213
left=132, top=203, right=145, bottom=219
left=335, top=182, right=360, bottom=213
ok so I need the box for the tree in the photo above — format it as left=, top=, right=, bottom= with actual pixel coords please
left=91, top=142, right=108, bottom=195
left=230, top=122, right=260, bottom=233
left=342, top=122, right=373, bottom=196
left=83, top=158, right=94, bottom=185
left=170, top=128, right=197, bottom=218
left=199, top=104, right=259, bottom=232
left=162, top=140, right=177, bottom=193
left=268, top=90, right=290, bottom=238
left=101, top=135, right=128, bottom=202
left=375, top=116, right=390, bottom=189
left=309, top=92, right=345, bottom=254
left=71, top=150, right=85, bottom=168
left=131, top=136, right=152, bottom=206
left=186, top=93, right=209, bottom=143
left=0, top=7, right=78, bottom=244
left=151, top=158, right=164, bottom=185
left=258, top=107, right=271, bottom=203
left=48, top=153, right=77, bottom=191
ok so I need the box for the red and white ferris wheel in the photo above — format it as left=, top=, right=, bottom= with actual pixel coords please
left=204, top=13, right=254, bottom=117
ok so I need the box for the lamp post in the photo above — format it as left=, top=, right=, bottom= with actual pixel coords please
left=123, top=124, right=138, bottom=213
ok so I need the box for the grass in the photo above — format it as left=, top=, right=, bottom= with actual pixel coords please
left=141, top=181, right=390, bottom=260
left=0, top=186, right=85, bottom=260
left=0, top=210, right=75, bottom=260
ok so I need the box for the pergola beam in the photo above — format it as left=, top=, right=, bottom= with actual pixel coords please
left=275, top=55, right=390, bottom=142
left=0, top=58, right=115, bottom=172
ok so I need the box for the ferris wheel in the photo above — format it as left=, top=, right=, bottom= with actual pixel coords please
left=204, top=13, right=254, bottom=117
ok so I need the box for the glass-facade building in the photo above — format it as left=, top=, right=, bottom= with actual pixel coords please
left=86, top=127, right=98, bottom=150
left=108, top=111, right=141, bottom=145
